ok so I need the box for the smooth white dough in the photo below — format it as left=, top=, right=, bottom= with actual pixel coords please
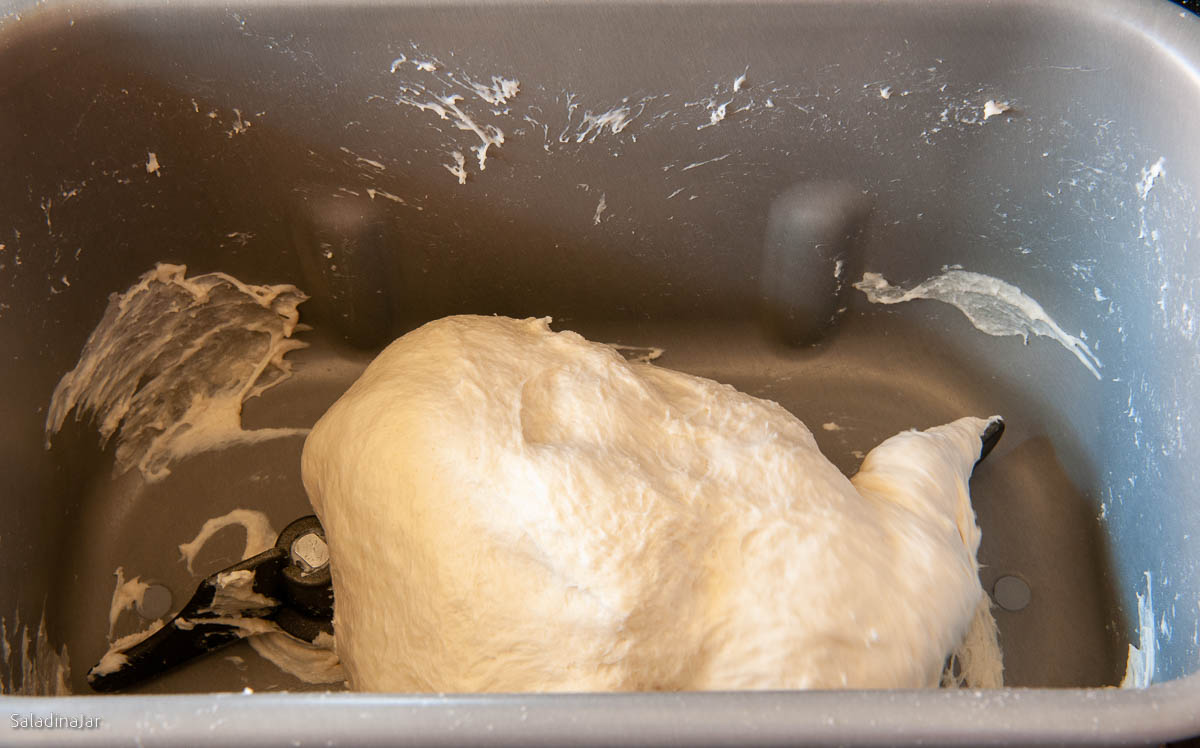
left=301, top=315, right=996, bottom=692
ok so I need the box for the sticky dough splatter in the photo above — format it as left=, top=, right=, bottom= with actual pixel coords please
left=608, top=343, right=664, bottom=364
left=1121, top=571, right=1156, bottom=688
left=44, top=264, right=310, bottom=482
left=177, top=508, right=278, bottom=576
left=1136, top=157, right=1166, bottom=200
left=0, top=611, right=71, bottom=695
left=392, top=60, right=519, bottom=183
left=854, top=269, right=1102, bottom=379
left=106, top=567, right=150, bottom=641
left=555, top=93, right=654, bottom=146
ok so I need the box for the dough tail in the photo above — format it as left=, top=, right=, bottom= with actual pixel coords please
left=851, top=416, right=1002, bottom=559
left=852, top=416, right=1006, bottom=689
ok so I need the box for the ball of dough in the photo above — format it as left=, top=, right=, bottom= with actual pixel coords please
left=301, top=315, right=994, bottom=692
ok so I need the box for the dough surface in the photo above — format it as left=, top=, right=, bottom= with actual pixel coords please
left=301, top=315, right=995, bottom=692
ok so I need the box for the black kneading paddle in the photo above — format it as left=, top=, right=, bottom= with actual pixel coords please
left=88, top=515, right=333, bottom=693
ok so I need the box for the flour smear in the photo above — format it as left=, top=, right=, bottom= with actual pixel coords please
left=45, top=264, right=310, bottom=482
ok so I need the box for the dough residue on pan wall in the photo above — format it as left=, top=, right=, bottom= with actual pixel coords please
left=853, top=269, right=1102, bottom=379
left=44, top=264, right=311, bottom=482
left=0, top=611, right=71, bottom=695
left=1120, top=571, right=1156, bottom=688
left=177, top=508, right=278, bottom=576
left=608, top=343, right=664, bottom=364
left=106, top=567, right=150, bottom=641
